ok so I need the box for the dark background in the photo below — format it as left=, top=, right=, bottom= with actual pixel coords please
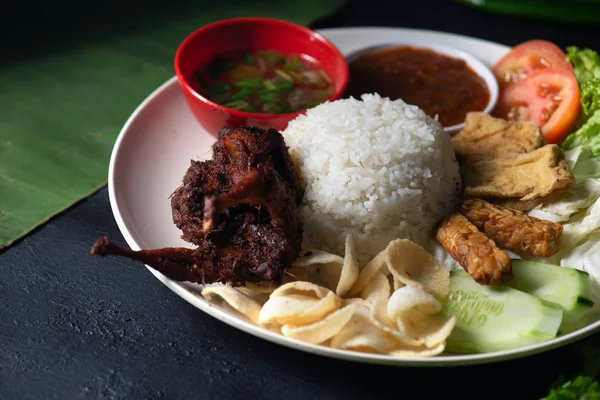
left=2, top=0, right=600, bottom=399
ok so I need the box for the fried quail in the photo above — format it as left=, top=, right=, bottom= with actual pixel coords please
left=461, top=199, right=563, bottom=257
left=435, top=213, right=513, bottom=285
left=92, top=126, right=304, bottom=286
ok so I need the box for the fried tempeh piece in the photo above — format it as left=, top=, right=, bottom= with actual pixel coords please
left=452, top=112, right=545, bottom=163
left=463, top=144, right=575, bottom=204
left=461, top=199, right=563, bottom=257
left=435, top=213, right=513, bottom=285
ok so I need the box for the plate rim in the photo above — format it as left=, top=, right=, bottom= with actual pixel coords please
left=107, top=26, right=600, bottom=366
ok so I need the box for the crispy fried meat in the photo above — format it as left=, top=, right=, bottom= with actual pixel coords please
left=92, top=126, right=304, bottom=286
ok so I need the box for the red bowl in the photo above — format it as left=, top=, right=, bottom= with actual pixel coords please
left=174, top=17, right=349, bottom=135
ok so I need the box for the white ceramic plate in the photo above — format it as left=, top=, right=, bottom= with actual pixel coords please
left=108, top=27, right=600, bottom=366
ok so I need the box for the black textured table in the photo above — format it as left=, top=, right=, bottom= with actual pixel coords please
left=3, top=1, right=600, bottom=399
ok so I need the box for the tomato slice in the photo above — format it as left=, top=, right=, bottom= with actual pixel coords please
left=493, top=68, right=580, bottom=144
left=493, top=40, right=573, bottom=88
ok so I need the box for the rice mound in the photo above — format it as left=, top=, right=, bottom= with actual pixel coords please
left=281, top=93, right=462, bottom=265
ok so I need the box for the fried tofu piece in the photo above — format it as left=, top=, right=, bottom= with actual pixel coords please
left=461, top=199, right=563, bottom=257
left=435, top=213, right=513, bottom=285
left=453, top=113, right=573, bottom=211
left=452, top=112, right=545, bottom=163
left=491, top=191, right=566, bottom=213
left=463, top=144, right=575, bottom=204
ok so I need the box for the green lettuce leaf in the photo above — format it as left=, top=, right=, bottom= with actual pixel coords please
left=563, top=110, right=600, bottom=154
left=567, top=46, right=600, bottom=84
left=562, top=47, right=600, bottom=153
left=539, top=51, right=600, bottom=400
left=581, top=78, right=600, bottom=118
left=542, top=375, right=600, bottom=400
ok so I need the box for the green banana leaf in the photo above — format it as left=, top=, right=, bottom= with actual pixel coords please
left=0, top=0, right=347, bottom=249
left=455, top=0, right=600, bottom=25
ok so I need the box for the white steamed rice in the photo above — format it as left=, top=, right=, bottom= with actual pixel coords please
left=281, top=93, right=462, bottom=265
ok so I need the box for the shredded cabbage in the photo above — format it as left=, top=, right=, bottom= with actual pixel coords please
left=527, top=145, right=600, bottom=279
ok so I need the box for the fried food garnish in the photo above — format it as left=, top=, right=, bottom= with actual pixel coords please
left=91, top=126, right=304, bottom=285
left=452, top=112, right=545, bottom=163
left=462, top=144, right=575, bottom=206
left=461, top=199, right=563, bottom=257
left=435, top=213, right=513, bottom=285
left=452, top=113, right=575, bottom=212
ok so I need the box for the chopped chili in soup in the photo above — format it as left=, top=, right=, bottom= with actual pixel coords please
left=193, top=50, right=335, bottom=114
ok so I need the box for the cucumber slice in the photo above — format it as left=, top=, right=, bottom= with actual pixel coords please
left=442, top=270, right=563, bottom=354
left=507, top=260, right=594, bottom=333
